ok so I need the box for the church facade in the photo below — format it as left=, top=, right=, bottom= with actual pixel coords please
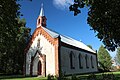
left=24, top=5, right=98, bottom=77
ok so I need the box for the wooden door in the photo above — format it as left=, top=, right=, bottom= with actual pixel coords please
left=38, top=61, right=42, bottom=75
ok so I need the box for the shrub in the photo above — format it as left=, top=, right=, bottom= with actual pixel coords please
left=47, top=74, right=55, bottom=80
left=71, top=74, right=79, bottom=80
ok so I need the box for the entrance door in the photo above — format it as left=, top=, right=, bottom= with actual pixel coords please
left=38, top=61, right=42, bottom=75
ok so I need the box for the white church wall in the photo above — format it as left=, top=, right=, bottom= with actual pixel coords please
left=39, top=34, right=55, bottom=75
left=26, top=34, right=56, bottom=76
left=60, top=46, right=98, bottom=75
left=26, top=51, right=31, bottom=75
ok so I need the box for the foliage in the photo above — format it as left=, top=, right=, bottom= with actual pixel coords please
left=102, top=73, right=115, bottom=80
left=0, top=0, right=19, bottom=74
left=47, top=74, right=55, bottom=80
left=0, top=18, right=31, bottom=74
left=87, top=45, right=93, bottom=49
left=97, top=45, right=112, bottom=71
left=115, top=48, right=120, bottom=65
left=71, top=74, right=78, bottom=80
left=0, top=0, right=31, bottom=74
left=0, top=0, right=20, bottom=54
left=69, top=0, right=120, bottom=51
left=87, top=73, right=96, bottom=80
left=47, top=73, right=69, bottom=80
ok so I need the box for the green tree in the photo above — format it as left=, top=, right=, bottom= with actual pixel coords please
left=0, top=18, right=31, bottom=74
left=0, top=0, right=20, bottom=74
left=115, top=48, right=120, bottom=65
left=98, top=45, right=112, bottom=71
left=69, top=0, right=120, bottom=51
left=87, top=45, right=93, bottom=49
left=0, top=0, right=31, bottom=74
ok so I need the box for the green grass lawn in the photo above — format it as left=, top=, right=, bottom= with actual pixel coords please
left=113, top=71, right=120, bottom=79
left=0, top=75, right=47, bottom=80
left=0, top=77, right=45, bottom=80
left=77, top=71, right=120, bottom=80
left=0, top=71, right=120, bottom=80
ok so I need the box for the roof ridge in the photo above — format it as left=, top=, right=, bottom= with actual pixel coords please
left=42, top=26, right=80, bottom=41
left=42, top=26, right=59, bottom=34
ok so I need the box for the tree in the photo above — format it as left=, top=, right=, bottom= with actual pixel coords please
left=0, top=0, right=31, bottom=74
left=0, top=18, right=31, bottom=74
left=115, top=48, right=120, bottom=65
left=87, top=45, right=93, bottom=49
left=0, top=0, right=20, bottom=53
left=69, top=0, right=120, bottom=51
left=0, top=0, right=20, bottom=74
left=97, top=45, right=112, bottom=71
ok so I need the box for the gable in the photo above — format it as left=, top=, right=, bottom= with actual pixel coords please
left=24, top=26, right=59, bottom=54
left=25, top=26, right=60, bottom=76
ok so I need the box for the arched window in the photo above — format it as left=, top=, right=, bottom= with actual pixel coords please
left=85, top=54, right=89, bottom=68
left=91, top=56, right=94, bottom=68
left=37, top=39, right=40, bottom=48
left=70, top=51, right=75, bottom=69
left=78, top=53, right=83, bottom=68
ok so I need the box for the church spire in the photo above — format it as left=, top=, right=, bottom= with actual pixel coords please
left=37, top=3, right=47, bottom=28
left=39, top=3, right=44, bottom=16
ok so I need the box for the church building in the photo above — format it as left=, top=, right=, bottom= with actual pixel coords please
left=24, top=5, right=98, bottom=77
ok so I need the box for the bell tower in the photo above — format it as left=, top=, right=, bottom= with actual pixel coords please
left=37, top=4, right=47, bottom=28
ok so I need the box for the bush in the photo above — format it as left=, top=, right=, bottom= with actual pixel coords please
left=71, top=75, right=79, bottom=80
left=47, top=74, right=55, bottom=80
left=87, top=73, right=97, bottom=80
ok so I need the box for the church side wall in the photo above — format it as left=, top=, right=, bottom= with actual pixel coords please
left=60, top=46, right=98, bottom=75
left=26, top=34, right=56, bottom=76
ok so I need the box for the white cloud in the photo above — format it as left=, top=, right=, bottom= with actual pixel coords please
left=53, top=0, right=73, bottom=10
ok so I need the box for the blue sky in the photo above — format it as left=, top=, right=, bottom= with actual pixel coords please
left=18, top=0, right=116, bottom=58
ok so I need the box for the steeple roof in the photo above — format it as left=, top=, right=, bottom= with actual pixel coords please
left=39, top=3, right=44, bottom=16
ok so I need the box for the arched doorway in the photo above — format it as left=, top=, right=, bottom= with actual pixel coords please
left=38, top=60, right=42, bottom=75
left=32, top=52, right=46, bottom=76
